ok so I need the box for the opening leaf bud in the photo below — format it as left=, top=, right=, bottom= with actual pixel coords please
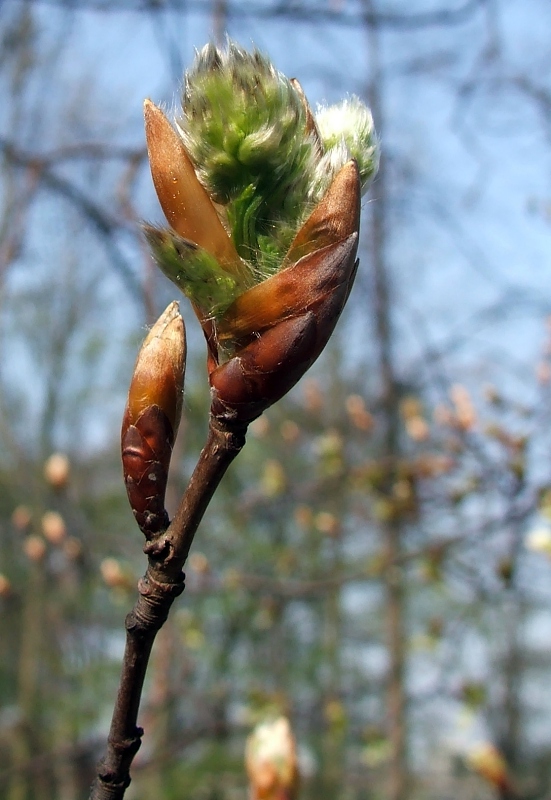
left=145, top=41, right=378, bottom=425
left=121, top=302, right=186, bottom=537
left=467, top=743, right=513, bottom=793
left=245, top=717, right=299, bottom=800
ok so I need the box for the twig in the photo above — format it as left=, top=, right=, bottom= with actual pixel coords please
left=89, top=416, right=248, bottom=800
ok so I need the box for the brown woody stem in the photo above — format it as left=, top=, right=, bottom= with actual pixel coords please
left=89, top=416, right=248, bottom=800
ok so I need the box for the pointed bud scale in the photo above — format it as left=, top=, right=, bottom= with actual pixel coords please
left=283, top=159, right=360, bottom=265
left=210, top=313, right=318, bottom=423
left=121, top=302, right=186, bottom=536
left=211, top=233, right=359, bottom=423
left=216, top=161, right=360, bottom=343
left=144, top=100, right=247, bottom=281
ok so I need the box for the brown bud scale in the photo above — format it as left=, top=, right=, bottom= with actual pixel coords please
left=121, top=302, right=186, bottom=537
left=210, top=232, right=359, bottom=423
left=121, top=405, right=174, bottom=536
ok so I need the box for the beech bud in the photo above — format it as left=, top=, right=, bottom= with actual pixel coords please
left=44, top=453, right=70, bottom=489
left=11, top=505, right=32, bottom=532
left=41, top=510, right=67, bottom=545
left=467, top=743, right=513, bottom=793
left=0, top=574, right=11, bottom=598
left=121, top=302, right=186, bottom=536
left=24, top=535, right=46, bottom=562
left=145, top=42, right=377, bottom=425
left=245, top=717, right=299, bottom=800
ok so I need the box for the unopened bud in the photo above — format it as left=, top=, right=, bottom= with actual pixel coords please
left=44, top=453, right=70, bottom=489
left=100, top=557, right=133, bottom=590
left=467, top=743, right=512, bottom=792
left=526, top=527, right=551, bottom=557
left=23, top=535, right=46, bottom=562
left=405, top=416, right=429, bottom=442
left=12, top=505, right=32, bottom=532
left=64, top=537, right=82, bottom=561
left=315, top=511, right=340, bottom=537
left=450, top=384, right=476, bottom=431
left=41, top=510, right=67, bottom=545
left=0, top=574, right=12, bottom=598
left=280, top=420, right=300, bottom=443
left=121, top=302, right=186, bottom=536
left=245, top=717, right=299, bottom=800
left=346, top=394, right=373, bottom=431
left=188, top=552, right=210, bottom=575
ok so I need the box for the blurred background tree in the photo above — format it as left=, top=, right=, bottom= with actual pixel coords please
left=1, top=1, right=551, bottom=798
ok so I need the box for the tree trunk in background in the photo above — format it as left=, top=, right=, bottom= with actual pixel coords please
left=10, top=562, right=48, bottom=800
left=498, top=596, right=523, bottom=800
left=322, top=536, right=345, bottom=796
left=364, top=4, right=409, bottom=799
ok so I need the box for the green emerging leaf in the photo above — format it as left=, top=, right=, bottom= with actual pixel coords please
left=144, top=225, right=245, bottom=320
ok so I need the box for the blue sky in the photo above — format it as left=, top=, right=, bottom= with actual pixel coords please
left=2, top=0, right=551, bottom=447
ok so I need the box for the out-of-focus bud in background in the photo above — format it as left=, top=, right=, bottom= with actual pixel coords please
left=23, top=535, right=47, bottom=563
left=467, top=742, right=515, bottom=794
left=121, top=302, right=186, bottom=536
left=245, top=716, right=299, bottom=800
left=11, top=505, right=32, bottom=532
left=100, top=557, right=135, bottom=592
left=41, top=510, right=67, bottom=545
left=44, top=453, right=70, bottom=490
left=526, top=526, right=551, bottom=558
left=0, top=574, right=12, bottom=598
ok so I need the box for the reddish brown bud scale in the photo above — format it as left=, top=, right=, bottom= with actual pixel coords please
left=144, top=99, right=245, bottom=278
left=211, top=234, right=359, bottom=423
left=210, top=313, right=317, bottom=422
left=217, top=161, right=360, bottom=342
left=207, top=161, right=361, bottom=423
left=284, top=158, right=361, bottom=265
left=121, top=406, right=175, bottom=535
left=217, top=233, right=358, bottom=342
left=121, top=303, right=186, bottom=536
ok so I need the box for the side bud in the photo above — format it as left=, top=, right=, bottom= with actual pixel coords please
left=121, top=302, right=186, bottom=537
